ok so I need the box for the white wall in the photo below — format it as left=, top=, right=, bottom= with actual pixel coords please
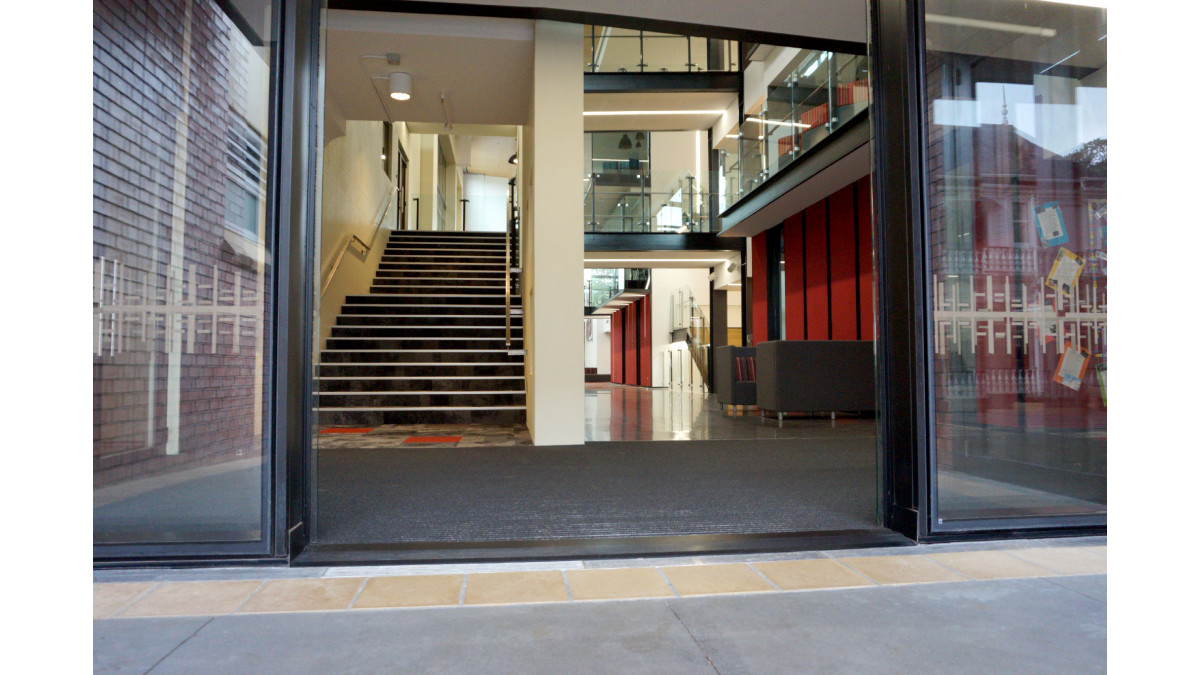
left=463, top=173, right=510, bottom=232
left=526, top=20, right=585, bottom=445
left=584, top=317, right=611, bottom=374
left=650, top=267, right=711, bottom=387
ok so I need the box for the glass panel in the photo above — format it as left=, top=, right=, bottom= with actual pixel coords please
left=925, top=0, right=1107, bottom=521
left=585, top=131, right=715, bottom=233
left=583, top=26, right=731, bottom=73
left=93, top=0, right=276, bottom=544
left=721, top=49, right=869, bottom=213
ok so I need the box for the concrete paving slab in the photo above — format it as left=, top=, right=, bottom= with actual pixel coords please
left=1043, top=574, right=1107, bottom=604
left=140, top=600, right=714, bottom=674
left=668, top=577, right=1105, bottom=674
left=94, top=616, right=211, bottom=675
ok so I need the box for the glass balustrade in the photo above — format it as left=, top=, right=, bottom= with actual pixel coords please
left=718, top=50, right=870, bottom=208
left=584, top=26, right=737, bottom=73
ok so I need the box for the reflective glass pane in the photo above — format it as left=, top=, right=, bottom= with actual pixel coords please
left=925, top=0, right=1107, bottom=521
left=93, top=0, right=276, bottom=544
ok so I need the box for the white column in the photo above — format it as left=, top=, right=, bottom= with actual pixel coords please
left=526, top=20, right=584, bottom=445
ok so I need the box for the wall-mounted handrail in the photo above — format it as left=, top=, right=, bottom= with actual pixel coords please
left=320, top=187, right=395, bottom=298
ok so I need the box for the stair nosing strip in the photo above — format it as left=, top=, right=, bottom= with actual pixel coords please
left=319, top=406, right=526, bottom=411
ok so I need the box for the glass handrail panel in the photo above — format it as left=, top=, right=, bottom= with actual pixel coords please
left=721, top=49, right=871, bottom=222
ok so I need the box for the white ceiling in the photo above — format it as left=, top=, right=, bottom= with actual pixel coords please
left=467, top=136, right=519, bottom=178
left=325, top=11, right=534, bottom=126
left=584, top=92, right=738, bottom=132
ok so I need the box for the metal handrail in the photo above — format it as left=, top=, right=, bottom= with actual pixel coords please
left=320, top=188, right=395, bottom=298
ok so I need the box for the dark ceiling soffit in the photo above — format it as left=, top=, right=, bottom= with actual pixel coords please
left=585, top=232, right=739, bottom=252
left=717, top=111, right=870, bottom=233
left=327, top=0, right=868, bottom=54
left=585, top=72, right=740, bottom=94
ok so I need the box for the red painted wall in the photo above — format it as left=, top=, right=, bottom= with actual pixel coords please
left=751, top=232, right=769, bottom=345
left=783, top=212, right=806, bottom=340
left=610, top=311, right=624, bottom=384
left=829, top=187, right=859, bottom=340
left=623, top=302, right=637, bottom=385
left=766, top=176, right=875, bottom=342
left=804, top=199, right=830, bottom=340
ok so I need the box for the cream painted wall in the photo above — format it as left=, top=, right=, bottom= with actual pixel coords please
left=318, top=119, right=396, bottom=347
left=418, top=134, right=438, bottom=230
left=650, top=267, right=711, bottom=388
left=526, top=20, right=585, bottom=445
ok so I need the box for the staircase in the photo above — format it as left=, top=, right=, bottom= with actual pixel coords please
left=317, top=230, right=526, bottom=426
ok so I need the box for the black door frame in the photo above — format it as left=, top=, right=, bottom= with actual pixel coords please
left=869, top=0, right=1105, bottom=542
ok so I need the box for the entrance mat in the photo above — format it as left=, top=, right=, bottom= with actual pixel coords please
left=319, top=428, right=375, bottom=434
left=403, top=436, right=463, bottom=444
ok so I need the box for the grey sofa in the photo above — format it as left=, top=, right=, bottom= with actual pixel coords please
left=714, top=346, right=757, bottom=410
left=756, top=340, right=875, bottom=419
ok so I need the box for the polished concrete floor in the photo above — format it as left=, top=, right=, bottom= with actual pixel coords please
left=94, top=536, right=1107, bottom=674
left=584, top=383, right=875, bottom=442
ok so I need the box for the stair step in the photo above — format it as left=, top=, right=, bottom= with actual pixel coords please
left=355, top=294, right=507, bottom=305
left=370, top=283, right=506, bottom=292
left=337, top=316, right=522, bottom=326
left=319, top=376, right=524, bottom=393
left=331, top=326, right=522, bottom=337
left=341, top=305, right=519, bottom=315
left=321, top=350, right=524, bottom=364
left=318, top=391, right=526, bottom=407
left=373, top=271, right=508, bottom=279
left=318, top=363, right=525, bottom=377
left=326, top=338, right=522, bottom=351
left=318, top=407, right=525, bottom=426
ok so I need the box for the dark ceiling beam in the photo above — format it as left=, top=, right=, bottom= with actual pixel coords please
left=584, top=72, right=740, bottom=94
left=585, top=232, right=740, bottom=252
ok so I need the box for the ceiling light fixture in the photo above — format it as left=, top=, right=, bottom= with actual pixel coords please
left=584, top=110, right=726, bottom=116
left=389, top=72, right=413, bottom=101
left=508, top=153, right=518, bottom=165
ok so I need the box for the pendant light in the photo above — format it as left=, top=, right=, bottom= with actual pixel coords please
left=618, top=133, right=632, bottom=150
left=389, top=72, right=413, bottom=101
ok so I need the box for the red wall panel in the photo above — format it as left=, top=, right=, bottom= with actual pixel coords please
left=783, top=213, right=807, bottom=340
left=856, top=176, right=875, bottom=340
left=804, top=199, right=830, bottom=340
left=829, top=188, right=859, bottom=340
left=751, top=232, right=769, bottom=345
left=610, top=311, right=624, bottom=384
left=623, top=302, right=637, bottom=385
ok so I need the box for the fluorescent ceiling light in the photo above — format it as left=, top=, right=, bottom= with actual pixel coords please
left=926, top=15, right=1057, bottom=37
left=584, top=110, right=726, bottom=116
left=745, top=118, right=811, bottom=129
